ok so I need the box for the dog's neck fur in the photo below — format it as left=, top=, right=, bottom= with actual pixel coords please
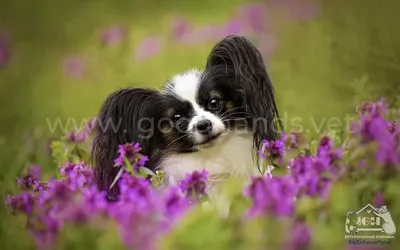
left=160, top=131, right=259, bottom=216
left=162, top=132, right=256, bottom=181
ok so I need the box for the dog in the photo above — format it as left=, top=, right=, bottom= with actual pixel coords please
left=91, top=35, right=282, bottom=212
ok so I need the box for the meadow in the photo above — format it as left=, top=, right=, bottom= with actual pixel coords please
left=1, top=0, right=400, bottom=249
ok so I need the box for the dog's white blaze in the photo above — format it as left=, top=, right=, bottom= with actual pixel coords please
left=169, top=69, right=201, bottom=105
left=170, top=69, right=225, bottom=143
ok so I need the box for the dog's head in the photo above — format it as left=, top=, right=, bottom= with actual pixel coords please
left=91, top=35, right=282, bottom=197
left=162, top=35, right=282, bottom=152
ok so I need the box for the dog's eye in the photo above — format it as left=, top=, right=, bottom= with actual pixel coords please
left=207, top=98, right=223, bottom=111
left=172, top=114, right=181, bottom=122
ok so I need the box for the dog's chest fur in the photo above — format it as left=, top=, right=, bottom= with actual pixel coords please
left=161, top=132, right=256, bottom=184
left=160, top=132, right=257, bottom=215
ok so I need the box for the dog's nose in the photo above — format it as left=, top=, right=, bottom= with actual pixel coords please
left=196, top=119, right=213, bottom=134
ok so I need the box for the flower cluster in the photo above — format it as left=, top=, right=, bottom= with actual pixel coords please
left=5, top=100, right=400, bottom=249
left=65, top=117, right=97, bottom=143
left=258, top=134, right=286, bottom=164
left=5, top=144, right=207, bottom=249
left=114, top=142, right=149, bottom=170
left=245, top=175, right=297, bottom=217
left=179, top=170, right=208, bottom=200
left=351, top=99, right=400, bottom=169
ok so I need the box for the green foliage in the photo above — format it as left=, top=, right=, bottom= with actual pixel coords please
left=51, top=141, right=68, bottom=167
left=162, top=207, right=232, bottom=250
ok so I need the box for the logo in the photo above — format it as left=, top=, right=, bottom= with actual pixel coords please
left=345, top=203, right=396, bottom=245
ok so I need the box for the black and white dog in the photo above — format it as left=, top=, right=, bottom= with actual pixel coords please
left=91, top=35, right=282, bottom=209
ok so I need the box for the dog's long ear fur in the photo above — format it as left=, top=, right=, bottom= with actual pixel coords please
left=205, top=35, right=282, bottom=153
left=91, top=88, right=161, bottom=199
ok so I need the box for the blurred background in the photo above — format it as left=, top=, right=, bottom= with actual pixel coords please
left=1, top=0, right=400, bottom=209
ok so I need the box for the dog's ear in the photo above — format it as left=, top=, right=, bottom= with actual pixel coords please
left=205, top=35, right=282, bottom=152
left=91, top=88, right=161, bottom=199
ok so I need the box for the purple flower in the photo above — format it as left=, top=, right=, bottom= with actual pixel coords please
left=245, top=176, right=296, bottom=217
left=375, top=136, right=399, bottom=166
left=134, top=36, right=161, bottom=61
left=52, top=181, right=75, bottom=201
left=373, top=192, right=385, bottom=208
left=33, top=180, right=51, bottom=192
left=351, top=114, right=388, bottom=143
left=222, top=19, right=243, bottom=36
left=84, top=117, right=97, bottom=133
left=288, top=132, right=306, bottom=149
left=259, top=133, right=287, bottom=164
left=30, top=215, right=60, bottom=248
left=65, top=167, right=94, bottom=190
left=350, top=101, right=400, bottom=167
left=163, top=186, right=188, bottom=220
left=59, top=162, right=85, bottom=177
left=108, top=174, right=162, bottom=250
left=5, top=192, right=35, bottom=215
left=284, top=221, right=312, bottom=250
left=317, top=136, right=333, bottom=155
left=66, top=130, right=87, bottom=143
left=62, top=56, right=86, bottom=78
left=17, top=165, right=42, bottom=190
left=236, top=3, right=269, bottom=32
left=61, top=204, right=92, bottom=223
left=81, top=185, right=108, bottom=213
left=387, top=121, right=395, bottom=133
left=171, top=17, right=191, bottom=40
left=114, top=142, right=148, bottom=171
left=289, top=154, right=334, bottom=199
left=117, top=173, right=153, bottom=203
left=100, top=25, right=126, bottom=46
left=289, top=156, right=314, bottom=183
left=357, top=99, right=388, bottom=117
left=305, top=174, right=331, bottom=199
left=270, top=140, right=286, bottom=156
left=179, top=170, right=208, bottom=200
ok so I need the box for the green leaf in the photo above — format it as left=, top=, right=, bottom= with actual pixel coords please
left=50, top=140, right=68, bottom=166
left=123, top=157, right=133, bottom=170
left=309, top=139, right=318, bottom=155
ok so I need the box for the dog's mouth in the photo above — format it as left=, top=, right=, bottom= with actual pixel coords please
left=195, top=132, right=223, bottom=147
left=178, top=133, right=224, bottom=153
